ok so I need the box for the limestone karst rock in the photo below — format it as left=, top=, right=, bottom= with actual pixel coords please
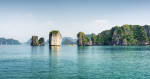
left=31, top=36, right=45, bottom=46
left=31, top=36, right=39, bottom=46
left=77, top=25, right=150, bottom=46
left=144, top=25, right=150, bottom=40
left=49, top=30, right=62, bottom=46
left=39, top=37, right=45, bottom=46
left=111, top=26, right=125, bottom=45
left=77, top=32, right=92, bottom=46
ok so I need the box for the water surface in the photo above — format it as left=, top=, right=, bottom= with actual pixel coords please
left=0, top=45, right=150, bottom=79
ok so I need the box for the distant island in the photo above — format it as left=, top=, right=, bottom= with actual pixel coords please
left=77, top=25, right=150, bottom=46
left=0, top=38, right=21, bottom=45
left=62, top=37, right=76, bottom=45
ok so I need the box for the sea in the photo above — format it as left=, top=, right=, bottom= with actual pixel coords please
left=0, top=45, right=150, bottom=79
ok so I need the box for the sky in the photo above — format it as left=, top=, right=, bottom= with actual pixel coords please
left=0, top=0, right=150, bottom=42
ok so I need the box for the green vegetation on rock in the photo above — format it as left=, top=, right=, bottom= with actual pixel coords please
left=77, top=32, right=92, bottom=46
left=50, top=30, right=59, bottom=34
left=49, top=30, right=62, bottom=46
left=91, top=33, right=97, bottom=45
left=77, top=25, right=150, bottom=46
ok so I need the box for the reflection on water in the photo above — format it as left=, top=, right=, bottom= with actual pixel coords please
left=77, top=46, right=89, bottom=50
left=48, top=46, right=63, bottom=79
left=31, top=46, right=46, bottom=58
left=31, top=46, right=44, bottom=54
left=77, top=46, right=90, bottom=54
left=1, top=45, right=150, bottom=79
left=30, top=46, right=51, bottom=78
left=49, top=46, right=61, bottom=57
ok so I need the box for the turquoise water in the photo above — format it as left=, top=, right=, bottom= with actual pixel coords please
left=0, top=45, right=150, bottom=79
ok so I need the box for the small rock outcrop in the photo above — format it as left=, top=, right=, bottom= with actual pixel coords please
left=49, top=30, right=62, bottom=46
left=31, top=36, right=45, bottom=46
left=39, top=37, right=45, bottom=46
left=31, top=36, right=39, bottom=46
left=77, top=32, right=92, bottom=46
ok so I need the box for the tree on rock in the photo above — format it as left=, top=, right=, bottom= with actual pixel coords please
left=77, top=32, right=92, bottom=46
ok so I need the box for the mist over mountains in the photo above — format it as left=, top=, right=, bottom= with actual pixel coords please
left=0, top=38, right=21, bottom=45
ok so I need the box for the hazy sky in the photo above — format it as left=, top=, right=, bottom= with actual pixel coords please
left=0, top=0, right=150, bottom=42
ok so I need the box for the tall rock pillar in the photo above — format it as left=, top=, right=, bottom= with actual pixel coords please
left=31, top=36, right=39, bottom=46
left=49, top=30, right=62, bottom=46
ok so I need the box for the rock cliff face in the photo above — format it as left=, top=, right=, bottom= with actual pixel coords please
left=39, top=37, right=45, bottom=46
left=49, top=30, right=62, bottom=46
left=77, top=25, right=150, bottom=46
left=111, top=26, right=130, bottom=45
left=144, top=25, right=150, bottom=40
left=31, top=36, right=39, bottom=46
left=77, top=32, right=92, bottom=46
left=31, top=36, right=45, bottom=46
